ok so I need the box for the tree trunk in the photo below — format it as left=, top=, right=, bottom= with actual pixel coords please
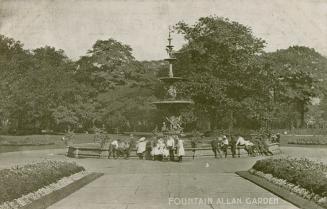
left=17, top=111, right=23, bottom=130
left=228, top=110, right=234, bottom=134
left=211, top=111, right=216, bottom=131
left=300, top=101, right=305, bottom=128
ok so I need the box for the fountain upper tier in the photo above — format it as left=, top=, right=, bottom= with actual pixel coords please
left=164, top=57, right=177, bottom=62
left=158, top=76, right=187, bottom=84
left=152, top=29, right=193, bottom=110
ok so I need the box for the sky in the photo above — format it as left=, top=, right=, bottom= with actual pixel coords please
left=0, top=0, right=326, bottom=61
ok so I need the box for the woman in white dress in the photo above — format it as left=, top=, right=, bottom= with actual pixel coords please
left=162, top=146, right=169, bottom=161
left=152, top=138, right=164, bottom=161
left=176, top=136, right=185, bottom=162
left=152, top=144, right=160, bottom=161
left=136, top=137, right=146, bottom=160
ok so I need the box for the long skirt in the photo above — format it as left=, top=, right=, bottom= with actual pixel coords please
left=177, top=147, right=185, bottom=156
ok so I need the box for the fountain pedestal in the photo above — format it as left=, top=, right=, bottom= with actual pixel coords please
left=153, top=30, right=193, bottom=135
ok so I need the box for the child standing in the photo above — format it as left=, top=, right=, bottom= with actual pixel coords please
left=176, top=136, right=185, bottom=162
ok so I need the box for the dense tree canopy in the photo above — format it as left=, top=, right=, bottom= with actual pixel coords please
left=262, top=46, right=327, bottom=128
left=173, top=16, right=270, bottom=130
left=73, top=39, right=160, bottom=132
left=0, top=16, right=326, bottom=134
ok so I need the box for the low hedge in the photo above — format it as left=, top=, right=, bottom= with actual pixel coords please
left=287, top=138, right=327, bottom=145
left=252, top=158, right=327, bottom=198
left=0, top=161, right=85, bottom=204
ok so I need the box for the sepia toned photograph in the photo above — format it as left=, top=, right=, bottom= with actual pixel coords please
left=0, top=0, right=326, bottom=208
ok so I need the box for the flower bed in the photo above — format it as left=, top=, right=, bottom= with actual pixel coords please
left=0, top=171, right=88, bottom=209
left=251, top=158, right=327, bottom=208
left=0, top=161, right=85, bottom=204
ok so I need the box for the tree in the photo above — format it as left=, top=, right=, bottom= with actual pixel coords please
left=76, top=38, right=139, bottom=91
left=264, top=46, right=327, bottom=128
left=74, top=38, right=160, bottom=132
left=0, top=41, right=91, bottom=133
left=0, top=35, right=35, bottom=133
left=173, top=16, right=268, bottom=131
left=52, top=106, right=79, bottom=131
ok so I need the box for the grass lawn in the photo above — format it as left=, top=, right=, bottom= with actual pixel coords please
left=0, top=134, right=98, bottom=153
left=0, top=133, right=121, bottom=146
left=0, top=134, right=87, bottom=145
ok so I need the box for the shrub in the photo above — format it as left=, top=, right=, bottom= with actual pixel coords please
left=0, top=161, right=85, bottom=204
left=252, top=157, right=327, bottom=197
left=284, top=135, right=327, bottom=145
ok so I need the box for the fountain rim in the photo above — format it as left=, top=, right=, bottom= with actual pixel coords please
left=164, top=57, right=177, bottom=61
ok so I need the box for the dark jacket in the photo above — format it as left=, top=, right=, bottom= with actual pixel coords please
left=211, top=139, right=219, bottom=149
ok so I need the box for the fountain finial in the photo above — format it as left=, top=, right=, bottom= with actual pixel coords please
left=166, top=26, right=174, bottom=78
left=168, top=26, right=172, bottom=46
left=166, top=26, right=174, bottom=59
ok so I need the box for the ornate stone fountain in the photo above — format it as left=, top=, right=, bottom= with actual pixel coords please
left=152, top=30, right=193, bottom=135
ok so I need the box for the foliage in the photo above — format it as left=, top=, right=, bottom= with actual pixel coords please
left=0, top=35, right=161, bottom=133
left=0, top=43, right=90, bottom=133
left=263, top=46, right=327, bottom=128
left=0, top=161, right=85, bottom=203
left=98, top=86, right=159, bottom=131
left=172, top=17, right=327, bottom=131
left=73, top=39, right=160, bottom=132
left=301, top=96, right=327, bottom=129
left=252, top=157, right=327, bottom=198
left=76, top=38, right=150, bottom=91
left=1, top=15, right=327, bottom=133
left=0, top=35, right=32, bottom=133
left=52, top=106, right=79, bottom=131
left=173, top=16, right=270, bottom=130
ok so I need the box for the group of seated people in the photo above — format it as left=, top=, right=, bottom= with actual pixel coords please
left=210, top=134, right=274, bottom=158
left=91, top=129, right=277, bottom=159
left=108, top=134, right=185, bottom=162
